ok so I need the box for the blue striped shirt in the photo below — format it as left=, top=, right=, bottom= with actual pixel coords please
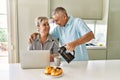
left=50, top=16, right=91, bottom=61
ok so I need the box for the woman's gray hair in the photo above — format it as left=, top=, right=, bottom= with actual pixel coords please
left=52, top=7, right=68, bottom=16
left=35, top=17, right=48, bottom=27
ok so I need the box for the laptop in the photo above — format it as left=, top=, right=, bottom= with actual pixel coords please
left=20, top=50, right=50, bottom=69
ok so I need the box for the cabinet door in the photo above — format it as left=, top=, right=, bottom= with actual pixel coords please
left=87, top=49, right=106, bottom=60
left=107, top=0, right=120, bottom=59
left=18, top=0, right=49, bottom=58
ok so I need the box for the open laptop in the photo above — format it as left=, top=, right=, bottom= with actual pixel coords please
left=20, top=50, right=50, bottom=69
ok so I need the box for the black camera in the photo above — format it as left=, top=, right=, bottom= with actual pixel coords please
left=58, top=46, right=75, bottom=63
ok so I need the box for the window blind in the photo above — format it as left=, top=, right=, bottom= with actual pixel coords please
left=50, top=0, right=103, bottom=20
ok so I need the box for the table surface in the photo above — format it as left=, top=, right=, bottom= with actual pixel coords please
left=0, top=60, right=120, bottom=80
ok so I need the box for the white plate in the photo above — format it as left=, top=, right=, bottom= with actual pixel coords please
left=44, top=72, right=64, bottom=78
left=51, top=73, right=64, bottom=78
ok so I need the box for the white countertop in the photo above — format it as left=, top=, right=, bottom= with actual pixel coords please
left=87, top=46, right=106, bottom=49
left=0, top=60, right=120, bottom=80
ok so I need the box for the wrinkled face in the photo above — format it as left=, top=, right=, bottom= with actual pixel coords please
left=37, top=20, right=50, bottom=35
left=52, top=14, right=67, bottom=27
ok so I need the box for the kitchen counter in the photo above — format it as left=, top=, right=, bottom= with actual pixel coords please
left=0, top=60, right=120, bottom=80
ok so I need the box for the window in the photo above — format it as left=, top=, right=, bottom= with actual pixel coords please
left=0, top=0, right=8, bottom=55
left=85, top=20, right=107, bottom=47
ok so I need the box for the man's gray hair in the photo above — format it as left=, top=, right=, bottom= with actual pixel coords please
left=52, top=7, right=68, bottom=16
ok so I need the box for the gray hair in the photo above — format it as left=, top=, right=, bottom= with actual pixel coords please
left=52, top=7, right=68, bottom=16
left=35, top=17, right=48, bottom=27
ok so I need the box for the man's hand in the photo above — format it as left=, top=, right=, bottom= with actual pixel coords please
left=29, top=32, right=38, bottom=43
left=64, top=31, right=94, bottom=51
left=64, top=41, right=76, bottom=51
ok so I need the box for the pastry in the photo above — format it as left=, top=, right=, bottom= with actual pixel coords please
left=51, top=67, right=63, bottom=76
left=44, top=66, right=54, bottom=75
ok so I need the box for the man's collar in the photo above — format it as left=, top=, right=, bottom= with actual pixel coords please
left=65, top=16, right=73, bottom=26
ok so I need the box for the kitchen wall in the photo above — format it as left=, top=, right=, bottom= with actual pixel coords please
left=8, top=0, right=120, bottom=63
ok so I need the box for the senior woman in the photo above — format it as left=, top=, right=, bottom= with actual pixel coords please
left=29, top=17, right=59, bottom=62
